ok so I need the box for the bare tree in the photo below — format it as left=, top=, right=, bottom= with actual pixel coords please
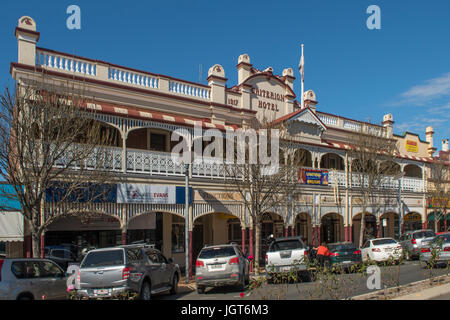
left=348, top=126, right=399, bottom=247
left=223, top=117, right=304, bottom=274
left=427, top=159, right=450, bottom=232
left=0, top=78, right=119, bottom=257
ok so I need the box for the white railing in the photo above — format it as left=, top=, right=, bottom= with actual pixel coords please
left=318, top=114, right=338, bottom=126
left=343, top=120, right=362, bottom=132
left=36, top=49, right=97, bottom=76
left=108, top=67, right=159, bottom=89
left=54, top=145, right=122, bottom=172
left=169, top=80, right=211, bottom=100
left=126, top=149, right=184, bottom=176
left=328, top=170, right=346, bottom=187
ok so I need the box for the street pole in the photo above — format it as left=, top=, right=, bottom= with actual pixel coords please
left=398, top=177, right=402, bottom=238
left=185, top=163, right=190, bottom=284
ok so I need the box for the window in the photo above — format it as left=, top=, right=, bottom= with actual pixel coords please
left=362, top=241, right=370, bottom=248
left=81, top=250, right=124, bottom=268
left=199, top=247, right=236, bottom=259
left=372, top=239, right=397, bottom=246
left=157, top=253, right=167, bottom=264
left=150, top=133, right=167, bottom=152
left=52, top=250, right=66, bottom=259
left=171, top=216, right=185, bottom=253
left=126, top=248, right=143, bottom=262
left=39, top=261, right=64, bottom=278
left=268, top=240, right=305, bottom=252
left=146, top=251, right=160, bottom=264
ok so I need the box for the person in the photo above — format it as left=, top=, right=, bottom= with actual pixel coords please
left=314, top=242, right=330, bottom=268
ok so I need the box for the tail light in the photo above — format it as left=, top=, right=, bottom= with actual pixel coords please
left=195, top=260, right=204, bottom=267
left=265, top=254, right=268, bottom=265
left=122, top=267, right=131, bottom=280
left=76, top=270, right=81, bottom=283
left=304, top=251, right=308, bottom=256
left=411, top=239, right=417, bottom=245
left=0, top=260, right=4, bottom=282
left=229, top=257, right=239, bottom=265
left=353, top=250, right=361, bottom=255
left=444, top=247, right=450, bottom=252
left=397, top=246, right=402, bottom=250
left=329, top=252, right=339, bottom=257
left=421, top=248, right=431, bottom=253
left=372, top=248, right=381, bottom=252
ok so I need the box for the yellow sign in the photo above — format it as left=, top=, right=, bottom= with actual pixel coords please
left=405, top=140, right=418, bottom=153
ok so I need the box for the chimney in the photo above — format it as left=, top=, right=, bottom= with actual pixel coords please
left=426, top=126, right=437, bottom=157
left=382, top=114, right=394, bottom=138
left=15, top=16, right=39, bottom=66
left=282, top=68, right=295, bottom=91
left=304, top=90, right=317, bottom=112
left=443, top=139, right=449, bottom=152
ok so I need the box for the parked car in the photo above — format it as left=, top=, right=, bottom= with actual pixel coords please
left=419, top=232, right=450, bottom=268
left=0, top=258, right=67, bottom=300
left=326, top=242, right=362, bottom=270
left=399, top=230, right=436, bottom=260
left=265, top=236, right=308, bottom=281
left=77, top=244, right=180, bottom=300
left=195, top=243, right=249, bottom=294
left=45, top=247, right=77, bottom=270
left=360, top=238, right=403, bottom=263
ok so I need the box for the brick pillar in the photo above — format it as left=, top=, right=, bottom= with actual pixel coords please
left=285, top=226, right=288, bottom=237
left=242, top=228, right=246, bottom=254
left=121, top=232, right=127, bottom=245
left=377, top=223, right=381, bottom=238
left=317, top=226, right=321, bottom=246
left=344, top=226, right=349, bottom=242
left=349, top=226, right=353, bottom=243
left=291, top=226, right=295, bottom=237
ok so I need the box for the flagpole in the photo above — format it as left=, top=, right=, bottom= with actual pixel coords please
left=301, top=44, right=304, bottom=109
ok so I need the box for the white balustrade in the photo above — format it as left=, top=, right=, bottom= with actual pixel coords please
left=318, top=114, right=338, bottom=126
left=328, top=170, right=346, bottom=187
left=343, top=120, right=361, bottom=132
left=108, top=67, right=159, bottom=89
left=36, top=49, right=97, bottom=76
left=169, top=80, right=211, bottom=100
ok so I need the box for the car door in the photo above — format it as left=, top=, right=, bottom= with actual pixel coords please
left=145, top=250, right=162, bottom=290
left=157, top=253, right=171, bottom=287
left=39, top=260, right=67, bottom=300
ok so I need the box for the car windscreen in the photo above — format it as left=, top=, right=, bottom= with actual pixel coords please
left=198, top=247, right=236, bottom=259
left=372, top=239, right=397, bottom=246
left=268, top=240, right=305, bottom=252
left=433, top=234, right=450, bottom=244
left=81, top=250, right=124, bottom=268
left=414, top=231, right=435, bottom=239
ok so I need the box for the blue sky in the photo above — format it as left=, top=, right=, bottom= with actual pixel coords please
left=1, top=0, right=449, bottom=153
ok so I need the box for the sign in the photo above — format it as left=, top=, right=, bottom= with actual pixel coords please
left=195, top=190, right=241, bottom=202
left=298, top=169, right=328, bottom=186
left=117, top=184, right=193, bottom=204
left=427, top=197, right=450, bottom=208
left=405, top=140, right=418, bottom=153
left=404, top=213, right=421, bottom=222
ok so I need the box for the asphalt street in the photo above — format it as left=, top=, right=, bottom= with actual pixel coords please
left=153, top=260, right=449, bottom=300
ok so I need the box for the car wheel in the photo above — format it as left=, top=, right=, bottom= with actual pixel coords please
left=197, top=286, right=205, bottom=294
left=140, top=281, right=152, bottom=300
left=170, top=274, right=178, bottom=295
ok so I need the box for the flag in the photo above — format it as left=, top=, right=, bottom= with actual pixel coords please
left=298, top=48, right=304, bottom=82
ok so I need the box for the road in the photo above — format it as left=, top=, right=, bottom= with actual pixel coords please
left=154, top=260, right=449, bottom=300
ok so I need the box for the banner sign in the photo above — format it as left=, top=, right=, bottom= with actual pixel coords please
left=427, top=197, right=450, bottom=208
left=405, top=140, right=418, bottom=153
left=298, top=169, right=328, bottom=186
left=117, top=184, right=193, bottom=204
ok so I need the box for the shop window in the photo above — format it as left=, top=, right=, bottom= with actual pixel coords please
left=150, top=133, right=167, bottom=152
left=227, top=219, right=242, bottom=243
left=171, top=215, right=185, bottom=253
left=0, top=242, right=5, bottom=256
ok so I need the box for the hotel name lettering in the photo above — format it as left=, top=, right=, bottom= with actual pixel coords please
left=253, top=88, right=285, bottom=111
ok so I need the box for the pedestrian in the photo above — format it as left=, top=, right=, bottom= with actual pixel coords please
left=314, top=242, right=330, bottom=269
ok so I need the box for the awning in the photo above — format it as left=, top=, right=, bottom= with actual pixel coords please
left=0, top=211, right=24, bottom=242
left=427, top=212, right=449, bottom=221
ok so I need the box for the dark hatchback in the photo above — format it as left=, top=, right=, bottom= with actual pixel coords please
left=327, top=242, right=362, bottom=270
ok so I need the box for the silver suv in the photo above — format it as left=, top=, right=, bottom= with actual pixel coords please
left=195, top=244, right=249, bottom=294
left=77, top=244, right=180, bottom=300
left=399, top=230, right=436, bottom=260
left=0, top=258, right=67, bottom=300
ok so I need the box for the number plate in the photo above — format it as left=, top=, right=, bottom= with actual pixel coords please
left=95, top=289, right=110, bottom=295
left=343, top=261, right=352, bottom=264
left=385, top=248, right=393, bottom=252
left=209, top=264, right=223, bottom=270
left=281, top=267, right=291, bottom=272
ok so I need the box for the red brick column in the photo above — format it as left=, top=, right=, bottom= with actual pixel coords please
left=40, top=234, right=45, bottom=258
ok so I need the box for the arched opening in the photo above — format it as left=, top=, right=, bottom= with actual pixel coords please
left=320, top=213, right=344, bottom=244
left=294, top=213, right=312, bottom=245
left=260, top=212, right=284, bottom=264
left=45, top=212, right=122, bottom=259
left=403, top=212, right=422, bottom=233
left=404, top=164, right=422, bottom=178
left=320, top=153, right=345, bottom=170
left=379, top=212, right=399, bottom=239
left=293, top=148, right=313, bottom=168
left=379, top=161, right=401, bottom=176
left=192, top=212, right=242, bottom=265
left=352, top=213, right=377, bottom=247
